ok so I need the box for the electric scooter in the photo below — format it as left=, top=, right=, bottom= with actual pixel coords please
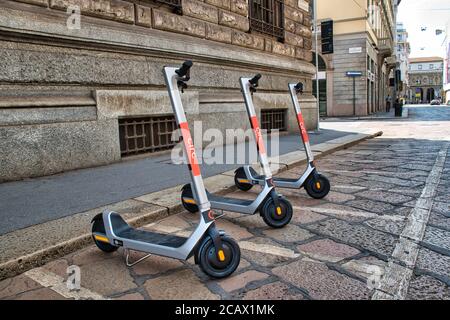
left=91, top=61, right=241, bottom=279
left=234, top=82, right=331, bottom=199
left=181, top=74, right=293, bottom=229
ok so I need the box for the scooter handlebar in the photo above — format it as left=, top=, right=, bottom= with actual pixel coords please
left=176, top=60, right=193, bottom=78
left=294, top=82, right=304, bottom=94
left=249, top=74, right=262, bottom=87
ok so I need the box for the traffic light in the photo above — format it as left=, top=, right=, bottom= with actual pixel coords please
left=321, top=20, right=334, bottom=54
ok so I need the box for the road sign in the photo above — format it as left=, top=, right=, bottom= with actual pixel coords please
left=346, top=71, right=362, bottom=77
left=349, top=47, right=362, bottom=54
left=345, top=72, right=362, bottom=116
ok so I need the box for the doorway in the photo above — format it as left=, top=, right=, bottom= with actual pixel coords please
left=312, top=54, right=327, bottom=116
left=426, top=88, right=435, bottom=103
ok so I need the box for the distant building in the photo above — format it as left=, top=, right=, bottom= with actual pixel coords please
left=396, top=22, right=411, bottom=101
left=408, top=57, right=444, bottom=104
left=444, top=25, right=450, bottom=105
left=445, top=44, right=450, bottom=104
left=315, top=0, right=401, bottom=117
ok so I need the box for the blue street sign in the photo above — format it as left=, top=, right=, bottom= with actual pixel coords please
left=346, top=71, right=363, bottom=77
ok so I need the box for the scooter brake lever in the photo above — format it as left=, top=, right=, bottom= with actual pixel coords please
left=178, top=80, right=188, bottom=93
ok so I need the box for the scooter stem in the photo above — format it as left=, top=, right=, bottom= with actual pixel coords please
left=240, top=77, right=273, bottom=180
left=163, top=64, right=212, bottom=214
left=288, top=83, right=315, bottom=163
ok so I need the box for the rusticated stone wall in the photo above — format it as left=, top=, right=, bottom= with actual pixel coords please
left=11, top=0, right=313, bottom=61
left=0, top=0, right=316, bottom=181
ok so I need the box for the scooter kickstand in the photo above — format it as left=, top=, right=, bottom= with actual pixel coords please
left=124, top=249, right=152, bottom=268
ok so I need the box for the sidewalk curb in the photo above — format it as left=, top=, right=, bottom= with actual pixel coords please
left=0, top=130, right=383, bottom=281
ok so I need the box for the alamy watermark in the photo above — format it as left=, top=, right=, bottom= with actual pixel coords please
left=169, top=122, right=281, bottom=168
left=366, top=265, right=384, bottom=290
left=66, top=5, right=81, bottom=30
left=66, top=265, right=81, bottom=291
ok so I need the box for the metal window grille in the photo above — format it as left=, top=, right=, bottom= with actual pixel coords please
left=155, top=0, right=182, bottom=13
left=249, top=0, right=285, bottom=40
left=119, top=116, right=177, bottom=157
left=260, top=109, right=287, bottom=133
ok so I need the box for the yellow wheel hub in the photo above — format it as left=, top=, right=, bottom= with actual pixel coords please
left=276, top=207, right=282, bottom=216
left=218, top=249, right=226, bottom=262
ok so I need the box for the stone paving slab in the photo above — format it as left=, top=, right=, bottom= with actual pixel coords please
left=273, top=260, right=371, bottom=300
left=406, top=275, right=450, bottom=300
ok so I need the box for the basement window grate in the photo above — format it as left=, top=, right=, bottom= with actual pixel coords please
left=260, top=109, right=287, bottom=133
left=154, top=0, right=182, bottom=13
left=119, top=115, right=177, bottom=157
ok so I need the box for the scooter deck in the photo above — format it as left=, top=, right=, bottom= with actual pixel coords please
left=248, top=167, right=299, bottom=184
left=273, top=177, right=300, bottom=183
left=207, top=192, right=254, bottom=206
left=111, top=214, right=187, bottom=248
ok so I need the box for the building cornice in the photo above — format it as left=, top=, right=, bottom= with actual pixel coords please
left=0, top=3, right=315, bottom=76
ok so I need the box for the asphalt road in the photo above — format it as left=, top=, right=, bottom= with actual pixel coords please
left=0, top=128, right=353, bottom=235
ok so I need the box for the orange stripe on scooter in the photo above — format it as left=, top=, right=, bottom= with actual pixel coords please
left=296, top=113, right=310, bottom=143
left=180, top=122, right=201, bottom=177
left=250, top=116, right=267, bottom=155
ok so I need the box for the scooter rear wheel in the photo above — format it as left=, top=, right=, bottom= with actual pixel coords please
left=234, top=167, right=254, bottom=192
left=260, top=197, right=293, bottom=228
left=305, top=174, right=331, bottom=199
left=91, top=215, right=118, bottom=253
left=181, top=184, right=199, bottom=213
left=197, top=236, right=240, bottom=279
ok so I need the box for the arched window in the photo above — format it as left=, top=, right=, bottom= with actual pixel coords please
left=312, top=53, right=327, bottom=71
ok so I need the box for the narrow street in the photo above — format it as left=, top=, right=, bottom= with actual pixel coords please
left=0, top=106, right=449, bottom=300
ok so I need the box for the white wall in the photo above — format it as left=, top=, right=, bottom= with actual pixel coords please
left=409, top=61, right=444, bottom=72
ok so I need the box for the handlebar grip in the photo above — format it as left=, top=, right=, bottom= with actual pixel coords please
left=294, top=82, right=304, bottom=93
left=176, top=60, right=193, bottom=77
left=249, top=74, right=262, bottom=86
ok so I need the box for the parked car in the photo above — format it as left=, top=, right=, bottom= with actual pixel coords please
left=430, top=99, right=441, bottom=105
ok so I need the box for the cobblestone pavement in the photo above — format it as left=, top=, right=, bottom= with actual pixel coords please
left=1, top=106, right=449, bottom=300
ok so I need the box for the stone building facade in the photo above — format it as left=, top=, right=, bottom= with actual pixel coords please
left=0, top=0, right=316, bottom=182
left=408, top=57, right=444, bottom=104
left=396, top=22, right=410, bottom=101
left=316, top=0, right=400, bottom=117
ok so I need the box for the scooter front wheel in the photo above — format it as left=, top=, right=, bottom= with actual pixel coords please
left=260, top=197, right=293, bottom=228
left=91, top=215, right=118, bottom=253
left=305, top=174, right=331, bottom=199
left=197, top=236, right=240, bottom=279
left=181, top=184, right=199, bottom=213
left=234, top=167, right=254, bottom=192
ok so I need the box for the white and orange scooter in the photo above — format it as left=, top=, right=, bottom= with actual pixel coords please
left=234, top=82, right=331, bottom=199
left=91, top=61, right=240, bottom=279
left=181, top=74, right=293, bottom=229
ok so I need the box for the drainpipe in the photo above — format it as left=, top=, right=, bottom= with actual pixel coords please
left=313, top=0, right=320, bottom=131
